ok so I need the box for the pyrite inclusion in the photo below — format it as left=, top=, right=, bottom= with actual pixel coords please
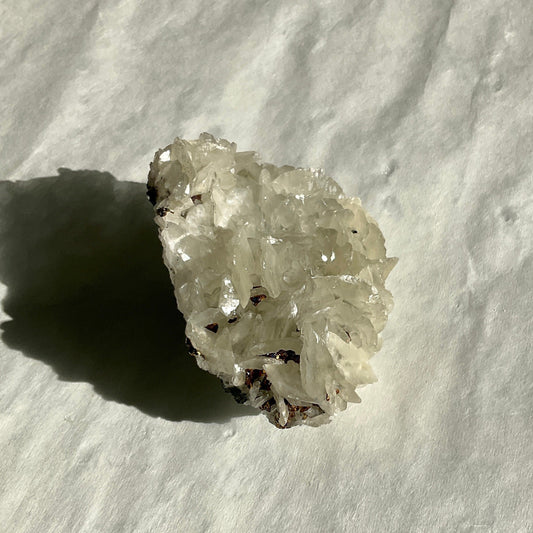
left=147, top=133, right=397, bottom=428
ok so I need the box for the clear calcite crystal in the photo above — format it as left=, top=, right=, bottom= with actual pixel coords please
left=147, top=133, right=397, bottom=428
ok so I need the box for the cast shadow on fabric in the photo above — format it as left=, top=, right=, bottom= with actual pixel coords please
left=0, top=169, right=254, bottom=423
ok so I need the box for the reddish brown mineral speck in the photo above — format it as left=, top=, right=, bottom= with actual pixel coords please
left=250, top=294, right=267, bottom=306
left=244, top=369, right=271, bottom=391
left=205, top=322, right=219, bottom=333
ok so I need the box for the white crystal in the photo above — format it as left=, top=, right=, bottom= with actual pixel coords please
left=148, top=132, right=397, bottom=428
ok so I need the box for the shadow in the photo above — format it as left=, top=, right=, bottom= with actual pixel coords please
left=0, top=169, right=255, bottom=423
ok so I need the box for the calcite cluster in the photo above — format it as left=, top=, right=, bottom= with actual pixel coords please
left=147, top=133, right=396, bottom=428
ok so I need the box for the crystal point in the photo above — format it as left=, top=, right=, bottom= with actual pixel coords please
left=148, top=133, right=397, bottom=428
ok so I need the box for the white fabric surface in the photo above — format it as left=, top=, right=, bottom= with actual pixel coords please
left=1, top=1, right=532, bottom=531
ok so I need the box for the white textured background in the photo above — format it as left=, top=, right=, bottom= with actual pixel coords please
left=1, top=1, right=532, bottom=532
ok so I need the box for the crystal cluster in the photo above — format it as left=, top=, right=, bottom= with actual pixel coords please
left=147, top=133, right=397, bottom=428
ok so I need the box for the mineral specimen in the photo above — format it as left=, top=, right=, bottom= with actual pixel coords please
left=147, top=133, right=397, bottom=428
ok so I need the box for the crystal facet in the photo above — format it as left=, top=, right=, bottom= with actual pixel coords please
left=148, top=133, right=397, bottom=428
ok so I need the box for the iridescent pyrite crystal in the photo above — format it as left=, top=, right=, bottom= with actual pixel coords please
left=147, top=133, right=396, bottom=428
